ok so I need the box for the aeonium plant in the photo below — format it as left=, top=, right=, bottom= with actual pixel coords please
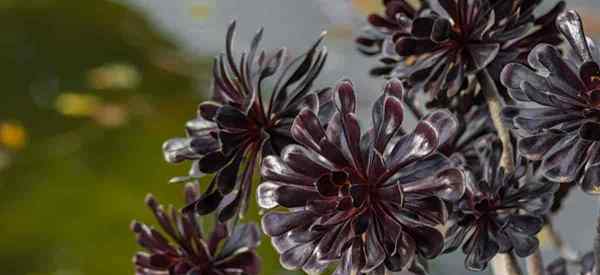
left=130, top=1, right=600, bottom=274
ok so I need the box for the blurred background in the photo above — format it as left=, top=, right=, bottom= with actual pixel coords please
left=1, top=0, right=600, bottom=274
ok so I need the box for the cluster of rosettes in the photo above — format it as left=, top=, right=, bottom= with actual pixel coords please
left=257, top=79, right=466, bottom=274
left=131, top=184, right=260, bottom=275
left=501, top=11, right=600, bottom=194
left=140, top=2, right=600, bottom=274
left=162, top=21, right=333, bottom=222
left=358, top=0, right=565, bottom=112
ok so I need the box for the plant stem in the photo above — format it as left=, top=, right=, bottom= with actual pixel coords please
left=492, top=253, right=524, bottom=275
left=479, top=68, right=522, bottom=275
left=477, top=69, right=514, bottom=172
left=595, top=202, right=600, bottom=275
left=527, top=249, right=545, bottom=275
left=543, top=218, right=579, bottom=262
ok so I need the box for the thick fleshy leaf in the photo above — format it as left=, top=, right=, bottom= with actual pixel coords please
left=315, top=174, right=340, bottom=197
left=513, top=107, right=582, bottom=132
left=507, top=215, right=544, bottom=236
left=281, top=145, right=333, bottom=176
left=261, top=155, right=314, bottom=186
left=256, top=182, right=280, bottom=209
left=444, top=222, right=472, bottom=254
left=556, top=10, right=593, bottom=62
left=466, top=43, right=500, bottom=70
left=542, top=134, right=590, bottom=182
left=291, top=108, right=325, bottom=151
left=390, top=153, right=450, bottom=185
left=220, top=224, right=260, bottom=257
left=405, top=225, right=443, bottom=259
left=261, top=211, right=315, bottom=237
left=579, top=121, right=600, bottom=141
left=411, top=17, right=435, bottom=38
left=546, top=258, right=568, bottom=275
left=374, top=94, right=404, bottom=151
left=385, top=233, right=416, bottom=271
left=215, top=105, right=250, bottom=130
left=279, top=242, right=316, bottom=270
left=183, top=190, right=223, bottom=215
left=362, top=224, right=386, bottom=272
left=198, top=152, right=229, bottom=173
left=274, top=185, right=320, bottom=208
left=431, top=18, right=451, bottom=42
left=198, top=101, right=222, bottom=120
left=162, top=138, right=194, bottom=163
left=580, top=61, right=600, bottom=89
left=338, top=113, right=363, bottom=171
left=216, top=153, right=243, bottom=195
left=401, top=168, right=465, bottom=202
left=336, top=80, right=356, bottom=114
left=463, top=226, right=499, bottom=271
left=217, top=191, right=244, bottom=222
left=385, top=121, right=439, bottom=170
left=302, top=249, right=330, bottom=274
left=423, top=110, right=458, bottom=150
left=518, top=131, right=564, bottom=161
left=501, top=62, right=548, bottom=92
left=218, top=251, right=260, bottom=275
left=510, top=233, right=539, bottom=257
left=536, top=44, right=586, bottom=95
left=581, top=164, right=600, bottom=195
left=395, top=37, right=438, bottom=56
left=404, top=196, right=447, bottom=225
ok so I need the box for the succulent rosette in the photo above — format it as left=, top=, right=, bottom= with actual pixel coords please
left=501, top=10, right=600, bottom=194
left=359, top=0, right=564, bottom=111
left=131, top=184, right=261, bottom=275
left=257, top=79, right=465, bottom=274
left=444, top=137, right=558, bottom=271
left=442, top=105, right=495, bottom=175
left=162, top=21, right=333, bottom=221
left=356, top=0, right=428, bottom=74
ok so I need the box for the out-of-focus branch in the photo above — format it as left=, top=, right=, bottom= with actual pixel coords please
left=595, top=204, right=600, bottom=275
left=542, top=218, right=579, bottom=262
left=527, top=249, right=545, bottom=275
left=492, top=253, right=524, bottom=275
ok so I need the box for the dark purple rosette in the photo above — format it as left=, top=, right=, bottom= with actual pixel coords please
left=444, top=137, right=558, bottom=271
left=441, top=105, right=495, bottom=176
left=501, top=10, right=600, bottom=195
left=257, top=79, right=466, bottom=274
left=131, top=184, right=261, bottom=275
left=358, top=0, right=564, bottom=111
left=162, top=21, right=334, bottom=221
left=356, top=0, right=429, bottom=75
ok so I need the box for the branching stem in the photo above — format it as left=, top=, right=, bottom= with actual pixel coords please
left=595, top=203, right=600, bottom=275
left=527, top=249, right=545, bottom=275
left=478, top=68, right=522, bottom=275
left=477, top=69, right=514, bottom=172
left=492, top=253, right=524, bottom=275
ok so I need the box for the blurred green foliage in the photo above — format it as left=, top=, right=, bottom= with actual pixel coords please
left=0, top=1, right=294, bottom=274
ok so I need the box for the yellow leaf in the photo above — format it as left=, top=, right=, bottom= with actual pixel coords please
left=92, top=104, right=129, bottom=128
left=190, top=4, right=211, bottom=19
left=55, top=93, right=101, bottom=117
left=0, top=121, right=27, bottom=150
left=352, top=0, right=384, bottom=16
left=86, top=63, right=140, bottom=90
